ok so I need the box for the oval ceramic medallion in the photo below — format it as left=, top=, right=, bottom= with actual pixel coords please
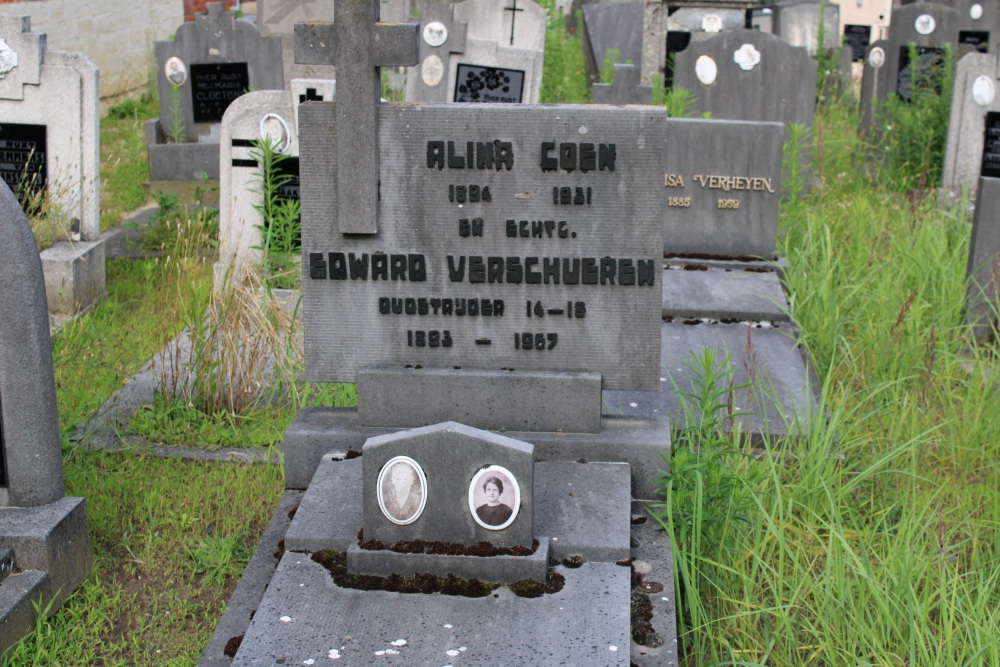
left=423, top=21, right=448, bottom=47
left=971, top=3, right=984, bottom=20
left=702, top=14, right=723, bottom=33
left=868, top=46, right=885, bottom=69
left=695, top=55, right=718, bottom=85
left=914, top=14, right=936, bottom=35
left=259, top=113, right=290, bottom=153
left=973, top=75, right=995, bottom=106
left=164, top=56, right=187, bottom=86
left=733, top=43, right=761, bottom=71
left=421, top=54, right=445, bottom=86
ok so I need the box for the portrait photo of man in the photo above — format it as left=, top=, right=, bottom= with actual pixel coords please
left=377, top=456, right=427, bottom=525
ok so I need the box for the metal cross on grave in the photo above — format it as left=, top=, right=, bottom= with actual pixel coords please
left=294, top=0, right=419, bottom=234
left=504, top=0, right=524, bottom=46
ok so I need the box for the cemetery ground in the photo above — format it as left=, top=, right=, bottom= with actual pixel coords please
left=4, top=19, right=1000, bottom=667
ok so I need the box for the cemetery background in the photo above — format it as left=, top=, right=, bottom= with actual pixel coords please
left=2, top=1, right=1000, bottom=665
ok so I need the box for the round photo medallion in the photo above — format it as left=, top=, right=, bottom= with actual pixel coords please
left=973, top=75, right=995, bottom=107
left=377, top=456, right=428, bottom=525
left=259, top=113, right=290, bottom=153
left=164, top=56, right=188, bottom=86
left=914, top=14, right=936, bottom=35
left=733, top=43, right=761, bottom=71
left=422, top=54, right=445, bottom=86
left=695, top=55, right=718, bottom=86
left=971, top=3, right=984, bottom=20
left=868, top=46, right=886, bottom=69
left=468, top=465, right=521, bottom=531
left=423, top=21, right=448, bottom=47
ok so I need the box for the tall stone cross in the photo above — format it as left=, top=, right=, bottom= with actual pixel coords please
left=294, top=0, right=419, bottom=234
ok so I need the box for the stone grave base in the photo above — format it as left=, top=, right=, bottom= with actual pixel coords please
left=0, top=496, right=92, bottom=655
left=604, top=319, right=820, bottom=445
left=145, top=119, right=221, bottom=181
left=40, top=238, right=105, bottom=318
left=662, top=264, right=790, bottom=322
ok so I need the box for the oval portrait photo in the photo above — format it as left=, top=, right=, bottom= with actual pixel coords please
left=468, top=465, right=521, bottom=531
left=377, top=456, right=427, bottom=525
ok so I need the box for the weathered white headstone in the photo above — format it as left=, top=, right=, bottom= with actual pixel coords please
left=943, top=52, right=1000, bottom=194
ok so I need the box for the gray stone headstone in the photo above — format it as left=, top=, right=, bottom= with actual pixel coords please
left=942, top=51, right=1000, bottom=194
left=904, top=0, right=1000, bottom=53
left=641, top=1, right=744, bottom=86
left=673, top=29, right=818, bottom=132
left=967, top=175, right=1000, bottom=339
left=858, top=2, right=960, bottom=131
left=662, top=118, right=784, bottom=259
left=298, top=102, right=666, bottom=390
left=771, top=0, right=842, bottom=54
left=155, top=3, right=284, bottom=144
left=361, top=421, right=534, bottom=546
left=592, top=62, right=653, bottom=103
left=581, top=1, right=644, bottom=82
left=405, top=0, right=469, bottom=102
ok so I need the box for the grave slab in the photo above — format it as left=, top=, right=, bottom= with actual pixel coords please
left=357, top=366, right=603, bottom=432
left=230, top=555, right=631, bottom=666
left=283, top=407, right=672, bottom=500
left=603, top=320, right=818, bottom=443
left=0, top=570, right=47, bottom=656
left=662, top=266, right=790, bottom=322
left=285, top=458, right=632, bottom=561
left=629, top=500, right=679, bottom=667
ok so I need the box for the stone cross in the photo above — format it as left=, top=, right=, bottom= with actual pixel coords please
left=504, top=0, right=524, bottom=46
left=0, top=15, right=44, bottom=101
left=294, top=0, right=419, bottom=234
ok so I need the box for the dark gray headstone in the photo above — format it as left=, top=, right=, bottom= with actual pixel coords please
left=967, top=176, right=1000, bottom=339
left=298, top=103, right=665, bottom=390
left=0, top=180, right=63, bottom=508
left=591, top=63, right=652, bottom=103
left=155, top=3, right=284, bottom=143
left=361, top=422, right=534, bottom=547
left=662, top=118, right=784, bottom=259
left=581, top=1, right=644, bottom=82
left=904, top=0, right=999, bottom=53
left=673, top=29, right=818, bottom=131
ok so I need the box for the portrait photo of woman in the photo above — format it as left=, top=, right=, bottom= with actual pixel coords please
left=468, top=466, right=520, bottom=530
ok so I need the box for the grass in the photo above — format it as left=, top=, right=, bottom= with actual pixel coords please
left=100, top=95, right=158, bottom=231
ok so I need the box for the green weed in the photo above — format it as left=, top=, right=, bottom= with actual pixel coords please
left=538, top=3, right=588, bottom=103
left=188, top=532, right=250, bottom=586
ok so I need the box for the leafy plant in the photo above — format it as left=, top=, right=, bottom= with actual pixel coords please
left=249, top=136, right=302, bottom=291
left=664, top=86, right=698, bottom=118
left=188, top=532, right=250, bottom=586
left=538, top=3, right=589, bottom=103
left=167, top=83, right=186, bottom=144
left=600, top=47, right=621, bottom=84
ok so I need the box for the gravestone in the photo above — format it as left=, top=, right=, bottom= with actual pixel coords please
left=581, top=1, right=644, bottom=83
left=215, top=79, right=335, bottom=291
left=448, top=0, right=547, bottom=103
left=147, top=3, right=284, bottom=180
left=672, top=29, right=818, bottom=132
left=199, top=0, right=677, bottom=663
left=839, top=0, right=891, bottom=61
left=770, top=0, right=841, bottom=54
left=966, top=113, right=1000, bottom=339
left=642, top=3, right=745, bottom=86
left=592, top=62, right=653, bottom=103
left=942, top=51, right=1000, bottom=194
left=405, top=0, right=469, bottom=102
left=903, top=0, right=999, bottom=53
left=858, top=2, right=960, bottom=132
left=0, top=16, right=104, bottom=318
left=0, top=179, right=91, bottom=655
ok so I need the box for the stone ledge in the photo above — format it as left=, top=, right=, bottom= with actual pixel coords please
left=40, top=238, right=105, bottom=316
left=0, top=570, right=48, bottom=656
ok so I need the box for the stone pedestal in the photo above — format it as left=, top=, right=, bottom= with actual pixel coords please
left=40, top=238, right=105, bottom=316
left=145, top=119, right=221, bottom=180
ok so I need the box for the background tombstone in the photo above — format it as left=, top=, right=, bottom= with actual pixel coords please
left=449, top=0, right=547, bottom=103
left=0, top=179, right=91, bottom=655
left=903, top=0, right=1000, bottom=53
left=943, top=52, right=1000, bottom=194
left=640, top=0, right=745, bottom=85
left=591, top=62, right=653, bottom=102
left=405, top=0, right=469, bottom=102
left=580, top=1, right=644, bottom=83
left=148, top=3, right=283, bottom=180
left=771, top=0, right=842, bottom=54
left=858, top=2, right=960, bottom=131
left=966, top=112, right=1000, bottom=338
left=673, top=29, right=818, bottom=132
left=839, top=0, right=892, bottom=61
left=0, top=15, right=103, bottom=318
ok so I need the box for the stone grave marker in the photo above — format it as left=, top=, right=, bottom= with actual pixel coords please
left=673, top=29, right=818, bottom=132
left=405, top=0, right=468, bottom=102
left=592, top=62, right=653, bottom=103
left=642, top=3, right=745, bottom=87
left=448, top=0, right=547, bottom=103
left=839, top=0, right=891, bottom=61
left=942, top=51, right=1000, bottom=194
left=0, top=16, right=104, bottom=318
left=903, top=0, right=999, bottom=53
left=199, top=1, right=676, bottom=662
left=581, top=1, right=644, bottom=83
left=858, top=2, right=960, bottom=132
left=966, top=111, right=1000, bottom=338
left=771, top=0, right=842, bottom=54
left=148, top=3, right=283, bottom=180
left=0, top=179, right=91, bottom=655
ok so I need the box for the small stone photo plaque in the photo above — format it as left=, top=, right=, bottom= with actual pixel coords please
left=469, top=465, right=521, bottom=530
left=190, top=62, right=250, bottom=123
left=0, top=123, right=46, bottom=206
left=165, top=56, right=188, bottom=86
left=454, top=64, right=525, bottom=103
left=377, top=456, right=428, bottom=525
left=980, top=111, right=1000, bottom=178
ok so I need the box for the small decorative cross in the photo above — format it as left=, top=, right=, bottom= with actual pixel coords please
left=295, top=0, right=419, bottom=234
left=298, top=87, right=323, bottom=103
left=504, top=0, right=523, bottom=46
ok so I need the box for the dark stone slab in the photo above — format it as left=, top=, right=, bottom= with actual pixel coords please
left=145, top=120, right=221, bottom=180
left=662, top=118, right=784, bottom=259
left=603, top=320, right=818, bottom=443
left=283, top=407, right=672, bottom=500
left=662, top=266, right=789, bottom=321
left=967, top=176, right=1000, bottom=339
left=582, top=1, right=644, bottom=80
left=347, top=536, right=550, bottom=583
left=673, top=30, right=817, bottom=131
left=357, top=366, right=602, bottom=433
left=283, top=458, right=363, bottom=554
left=230, top=556, right=632, bottom=666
